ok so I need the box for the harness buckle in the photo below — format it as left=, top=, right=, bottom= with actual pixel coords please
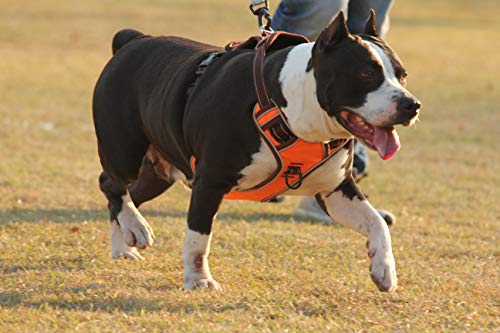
left=269, top=121, right=293, bottom=145
left=284, top=166, right=303, bottom=190
left=187, top=52, right=225, bottom=99
left=195, top=52, right=223, bottom=75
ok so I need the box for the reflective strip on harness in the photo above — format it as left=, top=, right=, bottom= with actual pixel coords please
left=191, top=103, right=347, bottom=202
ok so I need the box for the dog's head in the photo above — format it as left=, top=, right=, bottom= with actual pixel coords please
left=311, top=10, right=421, bottom=160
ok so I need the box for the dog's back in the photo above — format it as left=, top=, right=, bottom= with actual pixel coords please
left=112, top=29, right=143, bottom=55
left=93, top=30, right=220, bottom=181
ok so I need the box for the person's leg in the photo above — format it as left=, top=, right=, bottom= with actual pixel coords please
left=273, top=0, right=395, bottom=225
left=352, top=139, right=368, bottom=180
left=271, top=0, right=349, bottom=41
left=347, top=0, right=394, bottom=37
left=349, top=0, right=396, bottom=225
left=269, top=0, right=347, bottom=205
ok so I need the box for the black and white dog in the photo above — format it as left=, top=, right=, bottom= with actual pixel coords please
left=93, top=11, right=420, bottom=292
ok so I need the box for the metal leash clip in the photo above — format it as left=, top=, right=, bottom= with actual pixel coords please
left=249, top=0, right=274, bottom=35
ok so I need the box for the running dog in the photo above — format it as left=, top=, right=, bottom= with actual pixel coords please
left=93, top=11, right=420, bottom=292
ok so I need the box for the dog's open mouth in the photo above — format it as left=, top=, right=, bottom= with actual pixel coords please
left=339, top=111, right=400, bottom=160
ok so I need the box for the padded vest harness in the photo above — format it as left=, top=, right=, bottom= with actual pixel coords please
left=189, top=32, right=348, bottom=202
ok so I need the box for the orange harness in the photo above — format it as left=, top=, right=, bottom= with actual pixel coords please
left=191, top=103, right=347, bottom=202
left=190, top=32, right=347, bottom=202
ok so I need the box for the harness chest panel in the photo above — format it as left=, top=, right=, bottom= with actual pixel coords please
left=191, top=103, right=347, bottom=202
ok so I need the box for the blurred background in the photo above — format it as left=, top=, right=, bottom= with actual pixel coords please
left=0, top=0, right=498, bottom=213
left=0, top=0, right=498, bottom=331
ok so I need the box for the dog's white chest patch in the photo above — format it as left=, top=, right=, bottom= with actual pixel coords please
left=234, top=42, right=352, bottom=196
left=278, top=43, right=350, bottom=142
left=235, top=140, right=350, bottom=195
left=235, top=140, right=277, bottom=191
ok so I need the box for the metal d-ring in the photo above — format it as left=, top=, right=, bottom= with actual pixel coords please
left=284, top=166, right=303, bottom=190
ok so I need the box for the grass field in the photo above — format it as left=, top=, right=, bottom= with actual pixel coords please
left=0, top=0, right=499, bottom=331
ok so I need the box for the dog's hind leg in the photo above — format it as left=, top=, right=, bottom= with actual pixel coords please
left=109, top=219, right=145, bottom=260
left=129, top=148, right=175, bottom=208
left=94, top=79, right=159, bottom=259
left=315, top=176, right=397, bottom=292
left=99, top=172, right=156, bottom=260
left=106, top=146, right=184, bottom=260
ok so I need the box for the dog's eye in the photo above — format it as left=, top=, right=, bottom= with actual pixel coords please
left=360, top=71, right=376, bottom=80
left=399, top=71, right=408, bottom=86
left=397, top=70, right=408, bottom=79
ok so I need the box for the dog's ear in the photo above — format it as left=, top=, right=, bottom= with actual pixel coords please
left=363, top=9, right=379, bottom=37
left=317, top=11, right=350, bottom=49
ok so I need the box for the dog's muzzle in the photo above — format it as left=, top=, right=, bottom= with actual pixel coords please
left=392, top=96, right=421, bottom=125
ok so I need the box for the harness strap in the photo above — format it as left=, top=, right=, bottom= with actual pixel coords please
left=186, top=51, right=225, bottom=99
left=220, top=103, right=348, bottom=202
left=253, top=32, right=309, bottom=110
left=187, top=32, right=349, bottom=202
left=253, top=33, right=274, bottom=110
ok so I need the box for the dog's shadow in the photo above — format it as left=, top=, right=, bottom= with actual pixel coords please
left=0, top=209, right=339, bottom=314
left=0, top=208, right=334, bottom=226
left=0, top=288, right=252, bottom=314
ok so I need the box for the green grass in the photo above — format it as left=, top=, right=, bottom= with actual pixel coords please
left=0, top=0, right=499, bottom=331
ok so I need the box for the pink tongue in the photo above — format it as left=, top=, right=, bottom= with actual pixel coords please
left=373, top=126, right=401, bottom=160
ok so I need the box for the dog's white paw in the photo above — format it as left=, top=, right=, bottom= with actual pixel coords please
left=112, top=247, right=145, bottom=261
left=368, top=244, right=397, bottom=292
left=184, top=277, right=222, bottom=291
left=121, top=220, right=154, bottom=249
left=110, top=220, right=145, bottom=260
left=117, top=207, right=155, bottom=249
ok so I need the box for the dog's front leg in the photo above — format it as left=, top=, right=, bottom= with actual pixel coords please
left=182, top=177, right=227, bottom=291
left=316, top=176, right=397, bottom=292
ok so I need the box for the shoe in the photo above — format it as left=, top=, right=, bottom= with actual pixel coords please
left=292, top=196, right=332, bottom=223
left=377, top=209, right=395, bottom=226
left=293, top=196, right=395, bottom=226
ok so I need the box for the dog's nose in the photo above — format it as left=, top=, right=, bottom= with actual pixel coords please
left=397, top=97, right=421, bottom=115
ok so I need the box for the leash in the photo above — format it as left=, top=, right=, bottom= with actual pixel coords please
left=187, top=0, right=275, bottom=100
left=249, top=0, right=274, bottom=35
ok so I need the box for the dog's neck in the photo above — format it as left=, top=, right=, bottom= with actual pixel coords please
left=272, top=43, right=351, bottom=142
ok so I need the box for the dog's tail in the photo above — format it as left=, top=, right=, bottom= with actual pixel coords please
left=112, top=29, right=144, bottom=55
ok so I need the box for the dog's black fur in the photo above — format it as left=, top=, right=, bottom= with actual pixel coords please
left=94, top=31, right=315, bottom=235
left=93, top=11, right=420, bottom=291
